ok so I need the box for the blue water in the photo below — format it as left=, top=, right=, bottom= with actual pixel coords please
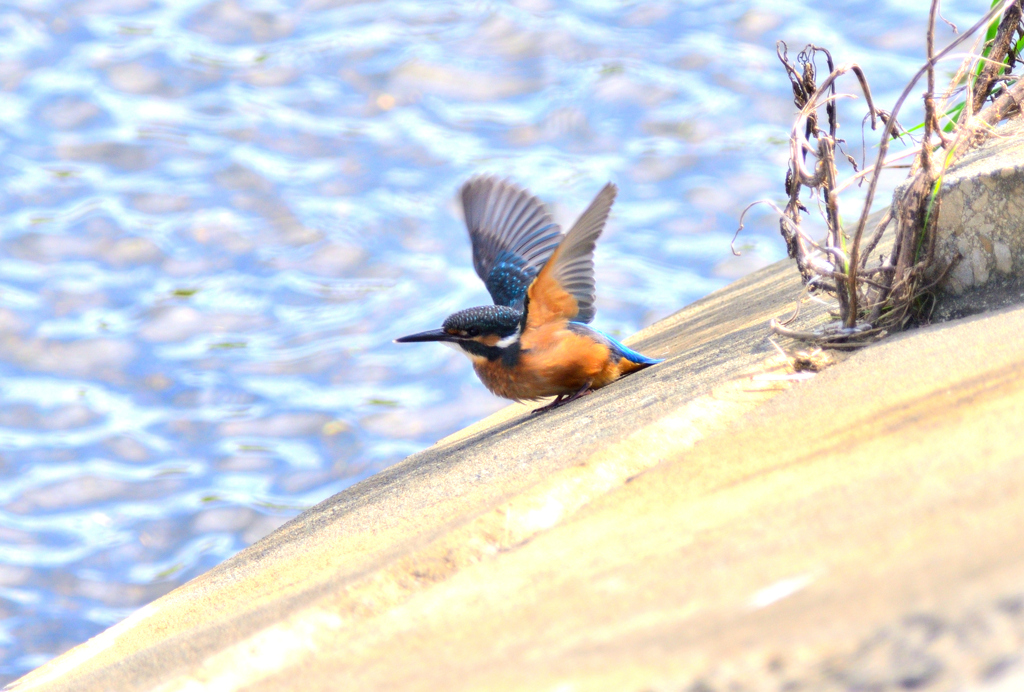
left=0, top=0, right=982, bottom=681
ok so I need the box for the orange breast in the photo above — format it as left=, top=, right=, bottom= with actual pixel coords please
left=473, top=320, right=636, bottom=401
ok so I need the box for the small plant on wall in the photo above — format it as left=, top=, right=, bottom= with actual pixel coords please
left=737, top=0, right=1024, bottom=345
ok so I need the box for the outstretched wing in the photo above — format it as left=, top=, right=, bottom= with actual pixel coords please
left=462, top=176, right=562, bottom=308
left=525, top=182, right=617, bottom=328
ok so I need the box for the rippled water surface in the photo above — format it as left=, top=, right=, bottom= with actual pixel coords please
left=0, top=0, right=984, bottom=680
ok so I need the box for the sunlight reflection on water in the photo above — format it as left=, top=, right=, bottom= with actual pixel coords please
left=0, top=0, right=979, bottom=680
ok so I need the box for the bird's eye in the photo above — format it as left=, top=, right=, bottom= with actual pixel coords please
left=464, top=328, right=477, bottom=337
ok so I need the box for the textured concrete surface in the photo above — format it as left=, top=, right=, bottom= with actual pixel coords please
left=10, top=252, right=1024, bottom=692
left=7, top=253, right=824, bottom=692
left=933, top=117, right=1024, bottom=296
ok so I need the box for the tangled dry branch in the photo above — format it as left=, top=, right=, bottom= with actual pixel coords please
left=750, top=0, right=1024, bottom=344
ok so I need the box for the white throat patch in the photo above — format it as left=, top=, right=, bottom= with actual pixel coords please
left=443, top=340, right=483, bottom=364
left=495, top=327, right=521, bottom=349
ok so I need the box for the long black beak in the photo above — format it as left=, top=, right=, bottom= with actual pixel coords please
left=394, top=328, right=458, bottom=344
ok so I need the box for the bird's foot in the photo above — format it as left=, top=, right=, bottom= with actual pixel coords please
left=531, top=381, right=593, bottom=414
left=531, top=395, right=565, bottom=414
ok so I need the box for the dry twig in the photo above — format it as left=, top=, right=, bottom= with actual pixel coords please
left=751, top=0, right=1024, bottom=345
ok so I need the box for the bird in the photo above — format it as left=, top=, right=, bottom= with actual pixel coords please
left=395, top=175, right=662, bottom=412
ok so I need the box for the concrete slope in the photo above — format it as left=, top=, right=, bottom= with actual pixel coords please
left=12, top=255, right=1024, bottom=691
left=245, top=303, right=1024, bottom=692
left=9, top=257, right=819, bottom=692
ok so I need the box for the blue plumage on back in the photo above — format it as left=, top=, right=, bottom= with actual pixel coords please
left=486, top=251, right=531, bottom=309
left=602, top=330, right=663, bottom=365
left=461, top=176, right=562, bottom=308
left=565, top=322, right=663, bottom=366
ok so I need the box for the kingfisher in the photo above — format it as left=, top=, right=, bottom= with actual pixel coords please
left=395, top=176, right=662, bottom=411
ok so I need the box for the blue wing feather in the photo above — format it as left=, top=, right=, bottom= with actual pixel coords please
left=461, top=176, right=562, bottom=307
